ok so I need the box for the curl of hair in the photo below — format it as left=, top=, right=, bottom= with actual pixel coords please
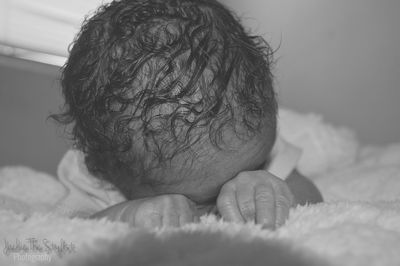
left=51, top=0, right=277, bottom=198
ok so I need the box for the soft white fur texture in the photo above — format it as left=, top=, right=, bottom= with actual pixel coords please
left=1, top=109, right=400, bottom=266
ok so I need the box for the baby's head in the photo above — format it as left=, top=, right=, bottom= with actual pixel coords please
left=54, top=0, right=277, bottom=204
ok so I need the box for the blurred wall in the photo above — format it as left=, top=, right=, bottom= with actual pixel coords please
left=221, top=0, right=400, bottom=145
left=0, top=55, right=69, bottom=175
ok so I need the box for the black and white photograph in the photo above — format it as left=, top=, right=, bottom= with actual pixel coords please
left=1, top=0, right=400, bottom=265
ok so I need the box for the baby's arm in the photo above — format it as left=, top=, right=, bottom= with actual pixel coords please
left=90, top=194, right=199, bottom=228
left=285, top=169, right=323, bottom=205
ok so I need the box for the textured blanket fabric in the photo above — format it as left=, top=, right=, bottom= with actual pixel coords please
left=1, top=109, right=400, bottom=266
left=1, top=201, right=399, bottom=266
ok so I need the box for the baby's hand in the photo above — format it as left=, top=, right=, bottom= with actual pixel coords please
left=91, top=194, right=198, bottom=229
left=217, top=170, right=294, bottom=229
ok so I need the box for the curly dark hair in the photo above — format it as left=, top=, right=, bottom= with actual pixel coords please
left=51, top=0, right=277, bottom=198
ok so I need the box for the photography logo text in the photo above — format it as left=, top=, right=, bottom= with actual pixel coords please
left=3, top=238, right=76, bottom=263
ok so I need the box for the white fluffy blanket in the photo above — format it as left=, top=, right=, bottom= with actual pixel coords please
left=1, top=109, right=400, bottom=266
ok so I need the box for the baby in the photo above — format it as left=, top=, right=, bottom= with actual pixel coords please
left=52, top=0, right=322, bottom=229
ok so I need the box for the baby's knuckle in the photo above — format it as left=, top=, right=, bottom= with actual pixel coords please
left=276, top=195, right=291, bottom=209
left=148, top=211, right=162, bottom=220
left=138, top=201, right=157, bottom=214
left=167, top=210, right=180, bottom=219
left=239, top=199, right=254, bottom=209
left=239, top=200, right=255, bottom=214
left=140, top=211, right=161, bottom=226
left=135, top=204, right=160, bottom=226
left=216, top=193, right=231, bottom=208
left=255, top=191, right=274, bottom=203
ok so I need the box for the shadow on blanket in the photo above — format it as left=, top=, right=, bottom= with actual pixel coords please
left=73, top=230, right=324, bottom=266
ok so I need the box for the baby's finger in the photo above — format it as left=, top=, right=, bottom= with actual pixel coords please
left=142, top=212, right=162, bottom=229
left=162, top=199, right=181, bottom=227
left=178, top=203, right=196, bottom=226
left=134, top=203, right=162, bottom=228
left=179, top=212, right=196, bottom=226
left=176, top=196, right=198, bottom=226
left=162, top=210, right=180, bottom=227
left=254, top=184, right=276, bottom=229
left=236, top=185, right=256, bottom=222
left=274, top=184, right=293, bottom=228
left=274, top=194, right=291, bottom=228
left=217, top=184, right=244, bottom=223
